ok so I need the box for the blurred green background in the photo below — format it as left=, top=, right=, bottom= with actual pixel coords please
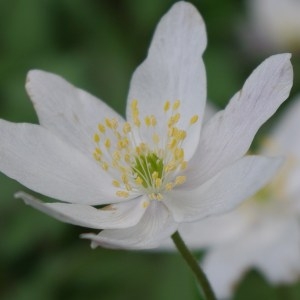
left=1, top=0, right=300, bottom=299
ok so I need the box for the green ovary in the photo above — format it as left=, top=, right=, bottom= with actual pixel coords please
left=132, top=153, right=164, bottom=188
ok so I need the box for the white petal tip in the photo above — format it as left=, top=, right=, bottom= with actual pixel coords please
left=80, top=233, right=99, bottom=249
left=14, top=191, right=26, bottom=201
left=25, top=70, right=55, bottom=92
left=14, top=191, right=38, bottom=206
left=272, top=53, right=292, bottom=64
left=26, top=69, right=43, bottom=83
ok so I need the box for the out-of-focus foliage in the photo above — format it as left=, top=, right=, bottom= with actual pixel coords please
left=1, top=0, right=300, bottom=299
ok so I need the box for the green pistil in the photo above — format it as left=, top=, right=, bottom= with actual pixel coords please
left=132, top=153, right=164, bottom=188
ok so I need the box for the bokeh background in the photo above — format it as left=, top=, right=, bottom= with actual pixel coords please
left=1, top=0, right=300, bottom=299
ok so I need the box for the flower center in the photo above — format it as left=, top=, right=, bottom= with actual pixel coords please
left=132, top=153, right=163, bottom=189
left=92, top=99, right=198, bottom=201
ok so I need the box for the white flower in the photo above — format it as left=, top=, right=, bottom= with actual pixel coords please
left=175, top=97, right=300, bottom=299
left=0, top=2, right=293, bottom=250
left=246, top=0, right=300, bottom=52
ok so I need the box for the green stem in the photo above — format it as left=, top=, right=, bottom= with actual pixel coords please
left=171, top=231, right=217, bottom=300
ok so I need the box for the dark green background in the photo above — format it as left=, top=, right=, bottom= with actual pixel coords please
left=1, top=0, right=300, bottom=299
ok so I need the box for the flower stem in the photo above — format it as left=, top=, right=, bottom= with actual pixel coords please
left=171, top=231, right=216, bottom=300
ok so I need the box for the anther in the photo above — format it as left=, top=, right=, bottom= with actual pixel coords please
left=155, top=178, right=162, bottom=188
left=164, top=101, right=170, bottom=112
left=165, top=183, right=173, bottom=191
left=116, top=191, right=129, bottom=198
left=150, top=115, right=157, bottom=126
left=135, top=177, right=143, bottom=185
left=144, top=116, right=151, bottom=127
left=143, top=201, right=150, bottom=208
left=112, top=180, right=121, bottom=187
left=104, top=139, right=111, bottom=148
left=121, top=174, right=129, bottom=184
left=181, top=161, right=188, bottom=170
left=93, top=133, right=100, bottom=143
left=152, top=133, right=160, bottom=144
left=175, top=176, right=186, bottom=185
left=131, top=99, right=138, bottom=109
left=152, top=171, right=159, bottom=180
left=123, top=122, right=131, bottom=134
left=101, top=162, right=109, bottom=171
left=112, top=151, right=121, bottom=161
left=173, top=100, right=180, bottom=110
left=105, top=118, right=113, bottom=129
left=98, top=123, right=106, bottom=133
left=190, top=115, right=199, bottom=125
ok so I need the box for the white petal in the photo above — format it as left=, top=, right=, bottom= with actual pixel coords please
left=126, top=2, right=207, bottom=160
left=254, top=218, right=300, bottom=284
left=0, top=120, right=123, bottom=205
left=202, top=216, right=300, bottom=299
left=261, top=96, right=300, bottom=199
left=203, top=101, right=218, bottom=123
left=164, top=155, right=282, bottom=222
left=26, top=70, right=125, bottom=156
left=178, top=209, right=252, bottom=249
left=16, top=191, right=147, bottom=229
left=187, top=54, right=292, bottom=187
left=81, top=201, right=177, bottom=250
left=202, top=247, right=250, bottom=300
left=159, top=209, right=251, bottom=251
left=202, top=221, right=273, bottom=299
left=249, top=0, right=300, bottom=51
left=264, top=96, right=300, bottom=157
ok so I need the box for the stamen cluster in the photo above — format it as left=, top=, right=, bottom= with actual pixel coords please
left=92, top=99, right=198, bottom=200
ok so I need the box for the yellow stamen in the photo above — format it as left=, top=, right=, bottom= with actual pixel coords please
left=125, top=183, right=132, bottom=191
left=112, top=151, right=121, bottom=161
left=104, top=139, right=111, bottom=148
left=155, top=178, right=162, bottom=188
left=101, top=162, right=109, bottom=171
left=150, top=115, right=157, bottom=126
left=165, top=161, right=177, bottom=172
left=168, top=113, right=180, bottom=127
left=190, top=115, right=199, bottom=125
left=135, top=177, right=143, bottom=185
left=131, top=99, right=138, bottom=109
left=165, top=182, right=173, bottom=191
left=112, top=119, right=119, bottom=129
left=143, top=201, right=150, bottom=208
left=181, top=161, right=188, bottom=170
left=93, top=133, right=100, bottom=143
left=152, top=171, right=159, bottom=180
left=92, top=97, right=194, bottom=201
left=174, top=148, right=184, bottom=160
left=98, top=123, right=106, bottom=133
left=152, top=133, right=160, bottom=144
left=164, top=101, right=170, bottom=112
left=105, top=118, right=113, bottom=129
left=144, top=116, right=151, bottom=127
left=95, top=147, right=102, bottom=155
left=156, top=193, right=163, bottom=200
left=124, top=153, right=131, bottom=163
left=112, top=180, right=121, bottom=187
left=134, top=117, right=141, bottom=127
left=122, top=174, right=129, bottom=184
left=116, top=191, right=129, bottom=198
left=93, top=152, right=101, bottom=161
left=168, top=138, right=177, bottom=149
left=175, top=176, right=186, bottom=185
left=123, top=122, right=131, bottom=134
left=173, top=100, right=180, bottom=110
